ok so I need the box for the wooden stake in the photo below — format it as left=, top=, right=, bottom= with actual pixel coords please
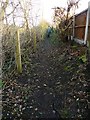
left=85, top=2, right=90, bottom=63
left=33, top=28, right=36, bottom=51
left=15, top=29, right=22, bottom=73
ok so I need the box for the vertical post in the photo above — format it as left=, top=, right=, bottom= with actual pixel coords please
left=15, top=29, right=22, bottom=73
left=33, top=28, right=36, bottom=51
left=88, top=2, right=90, bottom=48
left=0, top=11, right=2, bottom=120
left=0, top=4, right=4, bottom=120
left=84, top=2, right=90, bottom=45
left=72, top=14, right=75, bottom=40
left=87, top=2, right=90, bottom=62
left=41, top=23, right=44, bottom=40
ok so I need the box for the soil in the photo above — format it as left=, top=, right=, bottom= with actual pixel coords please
left=2, top=38, right=89, bottom=119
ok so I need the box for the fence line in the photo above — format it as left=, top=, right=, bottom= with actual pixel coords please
left=69, top=1, right=90, bottom=46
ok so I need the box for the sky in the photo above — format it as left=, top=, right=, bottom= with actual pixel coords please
left=4, top=0, right=90, bottom=26
left=38, top=0, right=90, bottom=24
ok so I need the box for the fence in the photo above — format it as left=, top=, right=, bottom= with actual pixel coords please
left=69, top=1, right=90, bottom=46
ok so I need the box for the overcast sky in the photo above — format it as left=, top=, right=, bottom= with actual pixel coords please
left=39, top=0, right=90, bottom=23
left=4, top=0, right=90, bottom=26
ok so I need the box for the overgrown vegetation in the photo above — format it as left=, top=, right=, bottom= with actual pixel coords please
left=0, top=0, right=89, bottom=119
left=49, top=28, right=59, bottom=45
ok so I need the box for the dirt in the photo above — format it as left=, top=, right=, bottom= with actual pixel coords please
left=2, top=38, right=89, bottom=119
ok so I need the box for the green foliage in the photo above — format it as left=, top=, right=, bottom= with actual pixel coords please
left=71, top=45, right=78, bottom=49
left=64, top=65, right=71, bottom=71
left=79, top=54, right=87, bottom=63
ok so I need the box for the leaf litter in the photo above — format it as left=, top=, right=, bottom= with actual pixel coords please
left=2, top=39, right=89, bottom=119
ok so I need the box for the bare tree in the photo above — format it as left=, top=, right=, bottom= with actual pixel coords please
left=53, top=0, right=80, bottom=41
left=18, top=0, right=32, bottom=29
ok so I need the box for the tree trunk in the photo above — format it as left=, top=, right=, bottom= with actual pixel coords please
left=86, top=2, right=90, bottom=66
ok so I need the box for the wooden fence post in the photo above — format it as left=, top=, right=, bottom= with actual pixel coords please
left=73, top=14, right=75, bottom=40
left=84, top=3, right=90, bottom=45
left=15, top=29, right=22, bottom=73
left=87, top=2, right=90, bottom=62
left=33, top=28, right=36, bottom=51
left=0, top=6, right=3, bottom=120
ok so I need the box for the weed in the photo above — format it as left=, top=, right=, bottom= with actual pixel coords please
left=61, top=107, right=69, bottom=118
left=79, top=54, right=87, bottom=63
left=64, top=65, right=72, bottom=71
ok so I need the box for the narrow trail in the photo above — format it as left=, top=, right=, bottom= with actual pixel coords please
left=26, top=38, right=62, bottom=118
left=23, top=38, right=88, bottom=119
left=20, top=38, right=88, bottom=119
left=3, top=37, right=88, bottom=119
